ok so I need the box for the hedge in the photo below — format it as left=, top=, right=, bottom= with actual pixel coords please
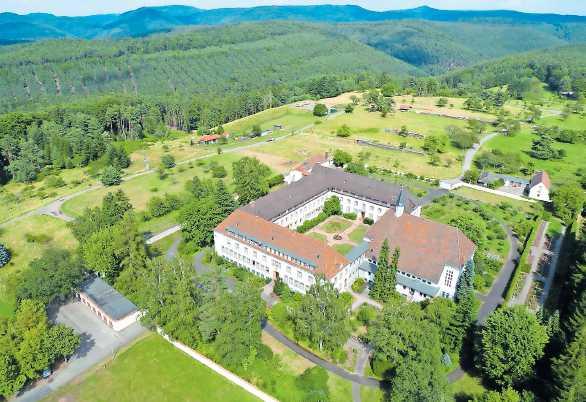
left=504, top=219, right=541, bottom=302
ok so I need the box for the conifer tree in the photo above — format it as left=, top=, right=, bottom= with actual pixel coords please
left=213, top=180, right=236, bottom=218
left=552, top=326, right=586, bottom=402
left=446, top=259, right=476, bottom=352
left=370, top=240, right=398, bottom=302
left=370, top=240, right=388, bottom=301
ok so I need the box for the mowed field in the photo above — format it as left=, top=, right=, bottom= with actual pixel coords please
left=45, top=334, right=260, bottom=402
left=0, top=215, right=78, bottom=317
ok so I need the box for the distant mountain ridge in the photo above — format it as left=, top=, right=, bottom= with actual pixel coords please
left=2, top=4, right=586, bottom=42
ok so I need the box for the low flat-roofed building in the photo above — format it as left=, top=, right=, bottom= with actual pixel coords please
left=78, top=277, right=140, bottom=331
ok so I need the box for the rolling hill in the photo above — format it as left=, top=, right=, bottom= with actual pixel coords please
left=0, top=22, right=419, bottom=112
left=2, top=5, right=586, bottom=42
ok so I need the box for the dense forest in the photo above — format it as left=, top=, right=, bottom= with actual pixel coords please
left=0, top=22, right=417, bottom=112
left=445, top=44, right=586, bottom=95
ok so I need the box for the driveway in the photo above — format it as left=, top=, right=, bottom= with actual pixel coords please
left=460, top=133, right=498, bottom=177
left=16, top=301, right=146, bottom=402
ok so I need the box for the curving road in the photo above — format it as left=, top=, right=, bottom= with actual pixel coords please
left=460, top=132, right=498, bottom=178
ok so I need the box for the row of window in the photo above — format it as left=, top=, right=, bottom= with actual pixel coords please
left=221, top=242, right=314, bottom=285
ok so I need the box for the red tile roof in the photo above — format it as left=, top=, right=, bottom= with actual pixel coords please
left=530, top=171, right=551, bottom=189
left=215, top=209, right=349, bottom=279
left=294, top=154, right=329, bottom=175
left=199, top=134, right=220, bottom=142
left=365, top=210, right=475, bottom=283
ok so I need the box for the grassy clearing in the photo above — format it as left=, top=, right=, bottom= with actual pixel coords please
left=321, top=217, right=353, bottom=234
left=361, top=385, right=384, bottom=402
left=393, top=96, right=496, bottom=122
left=454, top=186, right=535, bottom=213
left=349, top=225, right=368, bottom=243
left=0, top=168, right=97, bottom=223
left=480, top=125, right=586, bottom=187
left=45, top=333, right=260, bottom=402
left=306, top=232, right=327, bottom=243
left=450, top=373, right=487, bottom=402
left=254, top=130, right=461, bottom=178
left=62, top=153, right=243, bottom=216
left=224, top=105, right=315, bottom=135
left=0, top=215, right=78, bottom=317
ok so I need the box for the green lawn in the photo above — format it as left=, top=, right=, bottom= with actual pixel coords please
left=361, top=385, right=384, bottom=402
left=450, top=373, right=487, bottom=402
left=321, top=217, right=353, bottom=234
left=0, top=215, right=78, bottom=318
left=349, top=225, right=368, bottom=243
left=479, top=124, right=586, bottom=187
left=224, top=105, right=315, bottom=135
left=333, top=243, right=354, bottom=255
left=307, top=232, right=327, bottom=243
left=46, top=334, right=260, bottom=402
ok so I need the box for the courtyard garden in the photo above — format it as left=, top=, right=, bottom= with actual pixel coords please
left=305, top=215, right=369, bottom=256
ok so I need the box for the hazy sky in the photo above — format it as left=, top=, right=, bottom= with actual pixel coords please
left=3, top=1, right=586, bottom=17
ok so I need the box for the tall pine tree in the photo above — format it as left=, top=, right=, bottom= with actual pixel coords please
left=370, top=239, right=389, bottom=301
left=370, top=240, right=398, bottom=302
left=213, top=179, right=236, bottom=218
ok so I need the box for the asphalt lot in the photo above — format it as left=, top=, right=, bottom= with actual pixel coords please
left=15, top=300, right=146, bottom=402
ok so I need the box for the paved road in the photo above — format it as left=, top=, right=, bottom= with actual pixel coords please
left=16, top=301, right=146, bottom=402
left=1, top=127, right=303, bottom=228
left=349, top=338, right=373, bottom=402
left=460, top=133, right=498, bottom=178
left=146, top=225, right=181, bottom=245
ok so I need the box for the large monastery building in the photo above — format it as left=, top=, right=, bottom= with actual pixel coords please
left=214, top=165, right=475, bottom=300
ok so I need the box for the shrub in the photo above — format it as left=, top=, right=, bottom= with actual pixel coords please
left=267, top=174, right=284, bottom=188
left=147, top=193, right=182, bottom=217
left=101, top=166, right=122, bottom=186
left=363, top=217, right=374, bottom=225
left=333, top=149, right=352, bottom=167
left=25, top=233, right=52, bottom=244
left=344, top=104, right=354, bottom=113
left=343, top=212, right=357, bottom=220
left=0, top=244, right=11, bottom=267
left=161, top=154, right=176, bottom=169
left=297, top=212, right=328, bottom=233
left=336, top=124, right=351, bottom=138
left=211, top=164, right=227, bottom=178
left=357, top=305, right=377, bottom=326
left=313, top=103, right=328, bottom=117
left=45, top=175, right=66, bottom=188
left=351, top=278, right=366, bottom=293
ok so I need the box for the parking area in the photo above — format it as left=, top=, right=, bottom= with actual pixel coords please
left=16, top=300, right=147, bottom=402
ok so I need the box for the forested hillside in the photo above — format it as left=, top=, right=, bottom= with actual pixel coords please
left=444, top=44, right=586, bottom=95
left=2, top=5, right=586, bottom=42
left=0, top=22, right=417, bottom=112
left=330, top=21, right=586, bottom=74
